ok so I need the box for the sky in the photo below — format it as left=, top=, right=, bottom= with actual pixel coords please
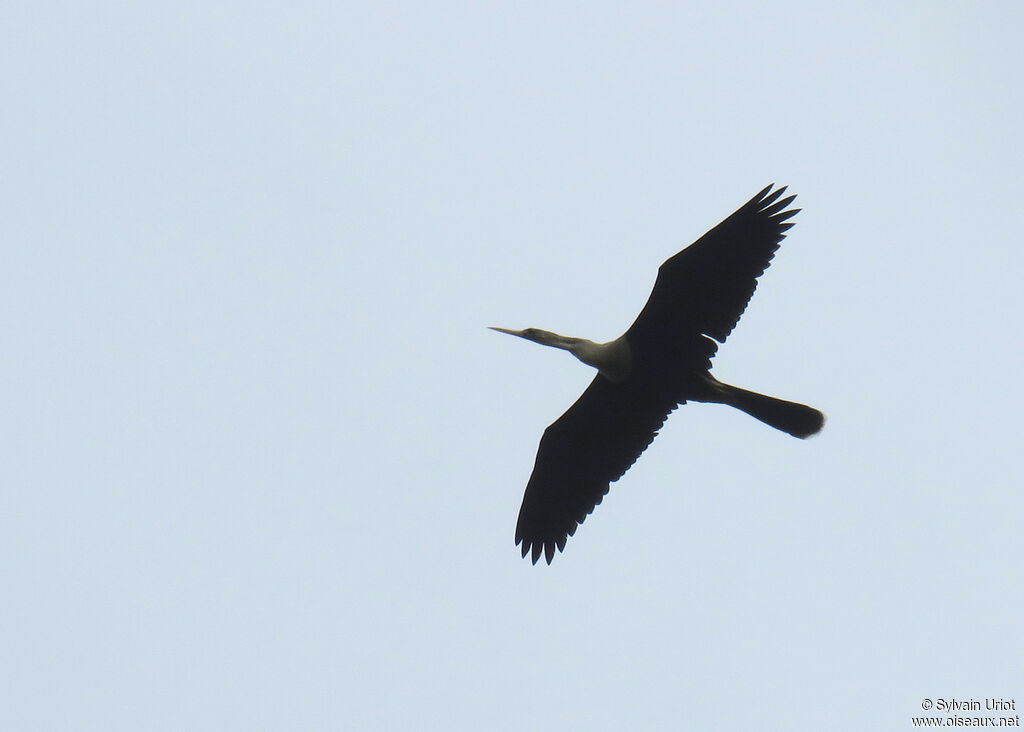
left=3, top=2, right=1022, bottom=730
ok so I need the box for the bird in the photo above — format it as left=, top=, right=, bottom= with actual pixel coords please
left=491, top=184, right=824, bottom=564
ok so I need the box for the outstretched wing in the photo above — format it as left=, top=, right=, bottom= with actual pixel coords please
left=515, top=185, right=801, bottom=563
left=515, top=374, right=681, bottom=564
left=627, top=184, right=799, bottom=346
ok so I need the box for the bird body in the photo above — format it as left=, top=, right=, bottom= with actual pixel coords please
left=492, top=185, right=824, bottom=564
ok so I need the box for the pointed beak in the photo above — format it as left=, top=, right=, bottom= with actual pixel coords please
left=488, top=326, right=524, bottom=337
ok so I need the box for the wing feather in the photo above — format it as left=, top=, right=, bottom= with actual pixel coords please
left=515, top=375, right=680, bottom=564
left=627, top=184, right=800, bottom=345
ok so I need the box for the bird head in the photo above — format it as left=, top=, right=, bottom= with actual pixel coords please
left=489, top=326, right=563, bottom=348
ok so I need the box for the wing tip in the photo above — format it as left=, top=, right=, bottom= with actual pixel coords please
left=517, top=536, right=563, bottom=565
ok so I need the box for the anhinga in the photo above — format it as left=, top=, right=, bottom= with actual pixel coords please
left=492, top=184, right=824, bottom=564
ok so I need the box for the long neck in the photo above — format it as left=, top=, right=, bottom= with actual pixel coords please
left=532, top=330, right=632, bottom=382
left=531, top=330, right=587, bottom=352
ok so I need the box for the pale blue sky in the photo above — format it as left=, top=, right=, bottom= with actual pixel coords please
left=3, top=2, right=1022, bottom=730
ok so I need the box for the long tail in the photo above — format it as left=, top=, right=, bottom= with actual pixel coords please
left=715, top=383, right=825, bottom=438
